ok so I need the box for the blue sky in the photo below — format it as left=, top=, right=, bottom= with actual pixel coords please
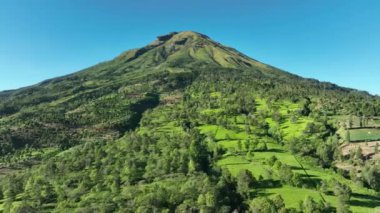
left=1, top=0, right=380, bottom=95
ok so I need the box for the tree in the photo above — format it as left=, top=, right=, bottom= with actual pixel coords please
left=320, top=180, right=329, bottom=195
left=41, top=181, right=57, bottom=204
left=316, top=143, right=334, bottom=167
left=249, top=197, right=276, bottom=213
left=0, top=186, right=3, bottom=200
left=300, top=98, right=311, bottom=116
left=237, top=140, right=242, bottom=151
left=266, top=155, right=278, bottom=167
left=348, top=116, right=354, bottom=129
left=289, top=137, right=299, bottom=154
left=361, top=163, right=380, bottom=191
left=336, top=197, right=350, bottom=213
left=355, top=147, right=363, bottom=160
left=236, top=169, right=256, bottom=198
left=334, top=182, right=352, bottom=201
left=334, top=181, right=352, bottom=213
left=359, top=116, right=363, bottom=128
left=57, top=134, right=76, bottom=151
left=271, top=194, right=285, bottom=211
left=250, top=195, right=287, bottom=213
left=346, top=130, right=351, bottom=142
left=269, top=124, right=283, bottom=144
left=205, top=192, right=216, bottom=207
left=292, top=173, right=303, bottom=188
left=246, top=150, right=254, bottom=160
left=24, top=177, right=57, bottom=207
left=188, top=131, right=209, bottom=173
left=301, top=196, right=328, bottom=213
left=302, top=196, right=319, bottom=213
left=278, top=164, right=294, bottom=185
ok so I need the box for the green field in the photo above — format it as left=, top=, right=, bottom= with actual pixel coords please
left=350, top=128, right=380, bottom=141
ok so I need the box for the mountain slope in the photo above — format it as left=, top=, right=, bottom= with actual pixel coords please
left=0, top=31, right=375, bottom=153
left=0, top=31, right=380, bottom=212
left=0, top=31, right=281, bottom=152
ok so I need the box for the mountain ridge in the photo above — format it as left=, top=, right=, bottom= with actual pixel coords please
left=0, top=31, right=368, bottom=97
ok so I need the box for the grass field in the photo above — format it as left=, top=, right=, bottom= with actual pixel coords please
left=350, top=128, right=380, bottom=141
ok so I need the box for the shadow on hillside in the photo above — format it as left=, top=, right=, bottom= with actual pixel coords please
left=302, top=177, right=322, bottom=188
left=298, top=173, right=319, bottom=178
left=352, top=193, right=380, bottom=201
left=346, top=193, right=380, bottom=208
left=257, top=180, right=282, bottom=189
left=290, top=166, right=303, bottom=170
left=350, top=199, right=380, bottom=208
left=254, top=148, right=285, bottom=153
left=257, top=192, right=275, bottom=197
left=268, top=148, right=286, bottom=153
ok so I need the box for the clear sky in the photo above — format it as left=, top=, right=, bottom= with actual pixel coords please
left=1, top=0, right=379, bottom=95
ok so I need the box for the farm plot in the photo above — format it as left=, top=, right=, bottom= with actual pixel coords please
left=350, top=128, right=380, bottom=141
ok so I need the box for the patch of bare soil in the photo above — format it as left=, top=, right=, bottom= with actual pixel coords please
left=341, top=141, right=380, bottom=160
left=335, top=162, right=354, bottom=171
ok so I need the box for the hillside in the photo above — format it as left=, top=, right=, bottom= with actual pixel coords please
left=0, top=31, right=380, bottom=212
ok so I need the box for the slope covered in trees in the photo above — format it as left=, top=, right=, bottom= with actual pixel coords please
left=0, top=31, right=380, bottom=212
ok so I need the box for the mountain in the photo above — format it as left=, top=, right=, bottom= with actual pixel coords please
left=0, top=31, right=380, bottom=212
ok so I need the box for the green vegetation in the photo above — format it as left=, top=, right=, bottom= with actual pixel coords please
left=0, top=31, right=380, bottom=212
left=349, top=128, right=380, bottom=142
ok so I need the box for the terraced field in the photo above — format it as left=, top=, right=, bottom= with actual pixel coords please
left=350, top=128, right=380, bottom=142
